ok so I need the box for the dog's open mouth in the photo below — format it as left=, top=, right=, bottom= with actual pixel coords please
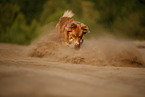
left=68, top=38, right=83, bottom=49
left=66, top=41, right=80, bottom=49
left=74, top=44, right=80, bottom=49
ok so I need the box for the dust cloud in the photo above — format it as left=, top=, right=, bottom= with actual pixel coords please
left=27, top=28, right=144, bottom=67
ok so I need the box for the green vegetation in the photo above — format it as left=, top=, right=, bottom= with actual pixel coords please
left=0, top=0, right=145, bottom=45
left=0, top=0, right=46, bottom=45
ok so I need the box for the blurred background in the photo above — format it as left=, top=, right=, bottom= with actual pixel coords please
left=0, top=0, right=145, bottom=45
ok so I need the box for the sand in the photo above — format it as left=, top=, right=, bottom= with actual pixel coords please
left=0, top=29, right=145, bottom=97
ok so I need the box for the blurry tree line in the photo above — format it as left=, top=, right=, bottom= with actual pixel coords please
left=0, top=0, right=145, bottom=45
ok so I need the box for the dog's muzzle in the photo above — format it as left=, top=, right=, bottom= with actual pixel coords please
left=74, top=44, right=80, bottom=49
left=69, top=38, right=73, bottom=44
left=74, top=41, right=79, bottom=45
left=74, top=41, right=80, bottom=49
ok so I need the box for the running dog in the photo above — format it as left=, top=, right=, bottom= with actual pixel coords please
left=56, top=10, right=90, bottom=49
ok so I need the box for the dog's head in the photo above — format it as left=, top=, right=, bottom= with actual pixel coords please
left=65, top=21, right=89, bottom=49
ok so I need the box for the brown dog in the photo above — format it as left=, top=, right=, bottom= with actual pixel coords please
left=56, top=10, right=89, bottom=49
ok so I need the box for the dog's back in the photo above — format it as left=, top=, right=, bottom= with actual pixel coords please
left=56, top=11, right=75, bottom=40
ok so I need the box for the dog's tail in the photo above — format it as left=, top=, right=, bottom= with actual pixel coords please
left=62, top=10, right=74, bottom=18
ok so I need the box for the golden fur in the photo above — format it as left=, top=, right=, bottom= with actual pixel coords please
left=56, top=10, right=89, bottom=49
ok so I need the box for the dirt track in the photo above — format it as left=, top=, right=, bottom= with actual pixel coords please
left=0, top=29, right=145, bottom=97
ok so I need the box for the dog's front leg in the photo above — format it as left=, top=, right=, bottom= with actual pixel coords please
left=80, top=39, right=84, bottom=45
left=64, top=30, right=70, bottom=46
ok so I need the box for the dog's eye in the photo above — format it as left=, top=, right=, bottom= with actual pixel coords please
left=67, top=31, right=72, bottom=33
left=83, top=29, right=87, bottom=31
left=72, top=34, right=76, bottom=37
left=83, top=32, right=87, bottom=34
left=79, top=36, right=82, bottom=39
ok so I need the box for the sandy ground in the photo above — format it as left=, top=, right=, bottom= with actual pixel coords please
left=0, top=29, right=145, bottom=97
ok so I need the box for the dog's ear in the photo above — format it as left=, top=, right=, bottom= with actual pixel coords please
left=65, top=23, right=77, bottom=31
left=71, top=23, right=77, bottom=28
left=81, top=23, right=90, bottom=34
left=65, top=24, right=72, bottom=32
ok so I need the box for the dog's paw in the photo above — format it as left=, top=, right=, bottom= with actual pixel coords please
left=65, top=42, right=69, bottom=46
